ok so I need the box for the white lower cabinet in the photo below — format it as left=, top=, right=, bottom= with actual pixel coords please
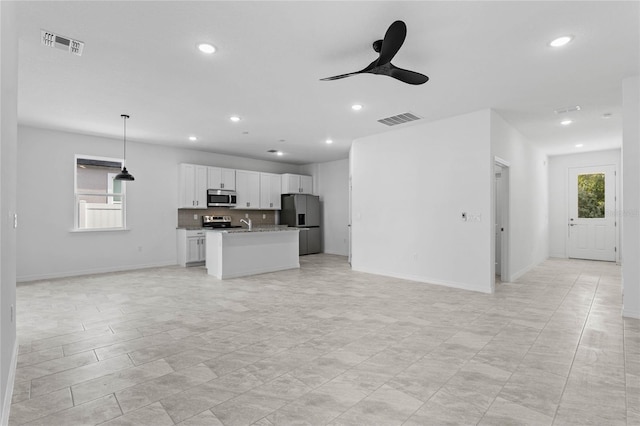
left=177, top=229, right=206, bottom=266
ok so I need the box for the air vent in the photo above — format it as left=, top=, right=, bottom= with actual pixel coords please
left=377, top=112, right=422, bottom=126
left=554, top=105, right=581, bottom=114
left=41, top=30, right=84, bottom=56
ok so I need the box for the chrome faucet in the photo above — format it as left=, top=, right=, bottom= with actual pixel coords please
left=240, top=218, right=252, bottom=230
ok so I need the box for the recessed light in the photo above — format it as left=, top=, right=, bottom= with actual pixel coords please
left=549, top=35, right=573, bottom=47
left=602, top=113, right=613, bottom=119
left=326, top=139, right=333, bottom=144
left=351, top=104, right=363, bottom=111
left=188, top=136, right=197, bottom=142
left=229, top=116, right=241, bottom=122
left=561, top=119, right=573, bottom=126
left=276, top=151, right=284, bottom=156
left=197, top=43, right=216, bottom=54
left=575, top=144, right=584, bottom=148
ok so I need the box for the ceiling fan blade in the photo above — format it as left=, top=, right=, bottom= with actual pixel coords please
left=377, top=20, right=407, bottom=65
left=320, top=59, right=377, bottom=81
left=389, top=64, right=429, bottom=85
left=319, top=71, right=361, bottom=81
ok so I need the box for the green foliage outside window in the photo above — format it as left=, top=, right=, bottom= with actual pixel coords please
left=578, top=173, right=605, bottom=218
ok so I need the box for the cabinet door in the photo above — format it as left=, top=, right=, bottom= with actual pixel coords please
left=207, top=167, right=222, bottom=189
left=221, top=168, right=236, bottom=190
left=179, top=164, right=207, bottom=208
left=300, top=175, right=313, bottom=194
left=269, top=174, right=282, bottom=209
left=179, top=164, right=196, bottom=208
left=235, top=170, right=260, bottom=209
left=194, top=165, right=208, bottom=208
left=198, top=237, right=206, bottom=261
left=186, top=237, right=201, bottom=263
left=260, top=173, right=282, bottom=209
left=281, top=174, right=299, bottom=194
left=208, top=167, right=236, bottom=190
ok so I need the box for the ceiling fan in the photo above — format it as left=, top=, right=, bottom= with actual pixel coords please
left=320, top=20, right=429, bottom=85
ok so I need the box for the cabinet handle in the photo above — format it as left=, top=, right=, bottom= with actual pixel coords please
left=221, top=183, right=224, bottom=189
left=270, top=202, right=273, bottom=207
left=247, top=202, right=250, bottom=207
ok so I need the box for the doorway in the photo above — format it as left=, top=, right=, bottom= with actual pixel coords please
left=567, top=165, right=617, bottom=261
left=494, top=158, right=510, bottom=283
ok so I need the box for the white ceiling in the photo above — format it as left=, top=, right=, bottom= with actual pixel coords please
left=16, top=1, right=639, bottom=165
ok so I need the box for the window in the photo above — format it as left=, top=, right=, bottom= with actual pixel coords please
left=75, top=155, right=127, bottom=230
left=577, top=173, right=605, bottom=219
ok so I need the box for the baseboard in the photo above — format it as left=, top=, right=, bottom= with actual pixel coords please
left=350, top=265, right=492, bottom=294
left=509, top=257, right=547, bottom=282
left=16, top=260, right=177, bottom=283
left=623, top=308, right=640, bottom=319
left=1, top=340, right=18, bottom=426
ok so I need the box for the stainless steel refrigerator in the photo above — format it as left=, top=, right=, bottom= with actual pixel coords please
left=280, top=194, right=321, bottom=255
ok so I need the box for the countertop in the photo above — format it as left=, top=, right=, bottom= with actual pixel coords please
left=207, top=225, right=296, bottom=233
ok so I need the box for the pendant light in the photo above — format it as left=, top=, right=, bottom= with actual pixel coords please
left=114, top=114, right=135, bottom=181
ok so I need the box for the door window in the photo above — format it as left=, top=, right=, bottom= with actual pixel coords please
left=577, top=173, right=605, bottom=219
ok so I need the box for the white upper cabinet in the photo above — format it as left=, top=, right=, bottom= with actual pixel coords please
left=281, top=173, right=313, bottom=194
left=260, top=173, right=282, bottom=210
left=207, top=166, right=236, bottom=190
left=179, top=163, right=208, bottom=209
left=234, top=170, right=260, bottom=209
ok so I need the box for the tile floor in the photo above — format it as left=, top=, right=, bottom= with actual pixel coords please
left=9, top=255, right=639, bottom=425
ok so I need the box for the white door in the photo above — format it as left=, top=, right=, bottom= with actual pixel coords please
left=495, top=166, right=503, bottom=275
left=568, top=165, right=616, bottom=261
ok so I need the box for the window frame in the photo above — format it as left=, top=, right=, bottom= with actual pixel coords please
left=73, top=154, right=128, bottom=232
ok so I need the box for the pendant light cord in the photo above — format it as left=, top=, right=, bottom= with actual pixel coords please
left=121, top=114, right=129, bottom=167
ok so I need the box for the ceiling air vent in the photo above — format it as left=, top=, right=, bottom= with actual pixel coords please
left=377, top=112, right=422, bottom=127
left=41, top=30, right=84, bottom=56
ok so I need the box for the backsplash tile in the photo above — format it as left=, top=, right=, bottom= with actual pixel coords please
left=177, top=208, right=278, bottom=228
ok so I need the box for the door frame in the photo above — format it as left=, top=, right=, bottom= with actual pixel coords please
left=493, top=157, right=510, bottom=286
left=565, top=164, right=619, bottom=263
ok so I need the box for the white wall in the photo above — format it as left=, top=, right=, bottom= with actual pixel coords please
left=17, top=126, right=301, bottom=282
left=491, top=112, right=549, bottom=281
left=300, top=159, right=349, bottom=256
left=1, top=1, right=19, bottom=423
left=548, top=149, right=621, bottom=259
left=350, top=110, right=493, bottom=293
left=622, top=75, right=640, bottom=319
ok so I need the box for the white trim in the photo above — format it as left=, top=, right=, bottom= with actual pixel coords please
left=565, top=164, right=618, bottom=262
left=623, top=308, right=640, bottom=319
left=509, top=258, right=547, bottom=282
left=1, top=340, right=18, bottom=426
left=493, top=157, right=510, bottom=284
left=69, top=228, right=131, bottom=233
left=350, top=266, right=493, bottom=294
left=74, top=155, right=126, bottom=230
left=494, top=156, right=510, bottom=167
left=16, top=261, right=177, bottom=283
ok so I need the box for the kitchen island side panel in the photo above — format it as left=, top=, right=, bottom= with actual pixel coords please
left=206, top=229, right=299, bottom=279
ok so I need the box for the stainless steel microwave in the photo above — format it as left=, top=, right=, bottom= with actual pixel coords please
left=207, top=189, right=237, bottom=207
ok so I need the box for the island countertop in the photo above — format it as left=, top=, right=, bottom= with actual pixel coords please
left=205, top=225, right=295, bottom=233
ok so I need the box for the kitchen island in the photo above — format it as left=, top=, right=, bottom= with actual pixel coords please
left=205, top=227, right=300, bottom=279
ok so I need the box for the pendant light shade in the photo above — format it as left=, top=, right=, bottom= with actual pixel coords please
left=115, top=114, right=134, bottom=181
